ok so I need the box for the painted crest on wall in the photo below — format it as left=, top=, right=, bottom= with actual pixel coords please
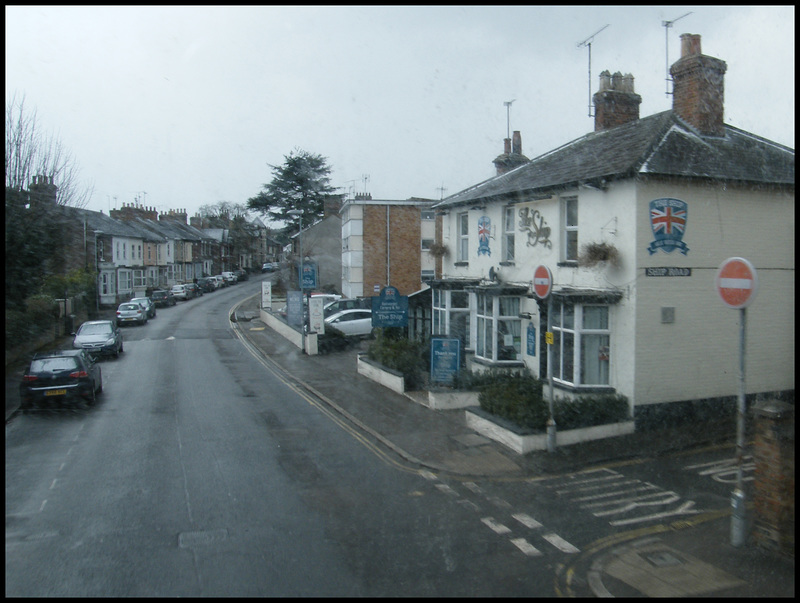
left=648, top=198, right=689, bottom=255
left=477, top=216, right=491, bottom=256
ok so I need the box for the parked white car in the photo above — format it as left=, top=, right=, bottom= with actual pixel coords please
left=221, top=271, right=237, bottom=285
left=324, top=309, right=374, bottom=338
left=171, top=284, right=190, bottom=300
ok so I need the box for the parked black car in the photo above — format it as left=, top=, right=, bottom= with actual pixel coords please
left=19, top=349, right=102, bottom=408
left=234, top=269, right=249, bottom=281
left=152, top=289, right=177, bottom=307
left=72, top=319, right=123, bottom=358
left=185, top=283, right=202, bottom=298
left=196, top=277, right=216, bottom=293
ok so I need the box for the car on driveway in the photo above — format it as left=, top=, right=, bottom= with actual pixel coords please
left=171, top=284, right=192, bottom=300
left=130, top=296, right=157, bottom=319
left=151, top=289, right=176, bottom=307
left=72, top=319, right=123, bottom=358
left=324, top=309, right=375, bottom=338
left=323, top=297, right=372, bottom=318
left=117, top=302, right=148, bottom=326
left=19, top=349, right=103, bottom=409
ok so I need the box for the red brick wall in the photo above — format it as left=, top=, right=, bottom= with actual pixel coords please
left=362, top=205, right=422, bottom=296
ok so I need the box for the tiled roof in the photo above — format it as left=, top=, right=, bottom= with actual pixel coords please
left=434, top=111, right=794, bottom=208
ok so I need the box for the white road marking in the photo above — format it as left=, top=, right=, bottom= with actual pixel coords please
left=481, top=517, right=511, bottom=535
left=510, top=538, right=542, bottom=556
left=512, top=513, right=543, bottom=529
left=542, top=532, right=580, bottom=553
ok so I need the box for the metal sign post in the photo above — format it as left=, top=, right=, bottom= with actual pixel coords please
left=715, top=257, right=759, bottom=547
left=533, top=265, right=556, bottom=453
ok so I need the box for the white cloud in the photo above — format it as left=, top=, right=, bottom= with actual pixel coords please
left=6, top=5, right=794, bottom=217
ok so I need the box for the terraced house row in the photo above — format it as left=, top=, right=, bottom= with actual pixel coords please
left=22, top=179, right=278, bottom=308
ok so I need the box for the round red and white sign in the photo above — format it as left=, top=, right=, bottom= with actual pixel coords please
left=533, top=265, right=552, bottom=300
left=716, top=257, right=758, bottom=309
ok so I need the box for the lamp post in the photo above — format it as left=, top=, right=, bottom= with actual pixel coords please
left=287, top=209, right=305, bottom=352
left=94, top=230, right=103, bottom=316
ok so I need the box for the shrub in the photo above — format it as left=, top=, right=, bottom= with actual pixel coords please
left=478, top=371, right=549, bottom=430
left=554, top=393, right=630, bottom=430
left=367, top=328, right=428, bottom=389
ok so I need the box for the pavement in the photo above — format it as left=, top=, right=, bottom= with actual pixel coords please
left=6, top=293, right=794, bottom=597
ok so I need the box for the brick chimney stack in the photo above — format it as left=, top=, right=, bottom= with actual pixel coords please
left=670, top=34, right=727, bottom=136
left=593, top=70, right=642, bottom=131
left=493, top=130, right=529, bottom=175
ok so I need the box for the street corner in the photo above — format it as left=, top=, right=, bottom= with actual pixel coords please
left=588, top=535, right=747, bottom=598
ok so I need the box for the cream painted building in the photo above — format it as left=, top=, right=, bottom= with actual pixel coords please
left=432, top=35, right=794, bottom=423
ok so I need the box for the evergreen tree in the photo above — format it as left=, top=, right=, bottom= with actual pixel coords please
left=247, top=149, right=335, bottom=229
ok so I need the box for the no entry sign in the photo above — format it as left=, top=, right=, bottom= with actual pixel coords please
left=533, top=265, right=552, bottom=299
left=716, top=257, right=758, bottom=309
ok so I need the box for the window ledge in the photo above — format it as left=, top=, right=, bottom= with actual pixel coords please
left=454, top=261, right=469, bottom=267
left=499, top=261, right=515, bottom=267
left=553, top=382, right=616, bottom=394
left=557, top=261, right=579, bottom=268
left=470, top=357, right=525, bottom=368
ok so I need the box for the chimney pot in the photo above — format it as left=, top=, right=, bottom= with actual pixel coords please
left=680, top=33, right=702, bottom=57
left=512, top=131, right=522, bottom=155
left=503, top=138, right=511, bottom=154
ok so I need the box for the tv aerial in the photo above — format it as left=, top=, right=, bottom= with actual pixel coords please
left=503, top=99, right=515, bottom=139
left=662, top=11, right=693, bottom=96
left=577, top=24, right=609, bottom=117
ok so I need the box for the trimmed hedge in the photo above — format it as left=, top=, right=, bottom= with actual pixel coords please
left=474, top=370, right=629, bottom=431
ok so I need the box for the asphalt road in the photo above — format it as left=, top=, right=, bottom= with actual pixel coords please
left=5, top=277, right=559, bottom=596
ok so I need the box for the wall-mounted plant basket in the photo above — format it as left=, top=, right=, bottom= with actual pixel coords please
left=579, top=242, right=621, bottom=268
left=428, top=242, right=449, bottom=258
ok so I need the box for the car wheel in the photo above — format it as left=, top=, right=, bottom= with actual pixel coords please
left=119, top=342, right=124, bottom=354
left=97, top=378, right=103, bottom=394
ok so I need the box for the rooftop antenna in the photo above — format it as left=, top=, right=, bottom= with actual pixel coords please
left=577, top=24, right=609, bottom=118
left=663, top=11, right=693, bottom=96
left=503, top=99, right=515, bottom=139
left=361, top=174, right=370, bottom=193
left=436, top=183, right=447, bottom=200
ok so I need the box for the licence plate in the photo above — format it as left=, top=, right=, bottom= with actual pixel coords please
left=45, top=389, right=67, bottom=396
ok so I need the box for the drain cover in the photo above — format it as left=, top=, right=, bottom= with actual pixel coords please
left=645, top=551, right=684, bottom=567
left=178, top=528, right=228, bottom=548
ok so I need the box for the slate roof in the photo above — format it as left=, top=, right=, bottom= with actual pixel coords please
left=434, top=111, right=795, bottom=209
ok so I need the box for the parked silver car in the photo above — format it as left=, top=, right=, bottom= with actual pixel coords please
left=130, top=296, right=156, bottom=319
left=116, top=302, right=148, bottom=326
left=72, top=320, right=123, bottom=358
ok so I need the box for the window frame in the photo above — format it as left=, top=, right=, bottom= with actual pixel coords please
left=457, top=212, right=469, bottom=262
left=562, top=196, right=578, bottom=263
left=475, top=293, right=521, bottom=363
left=503, top=205, right=515, bottom=262
left=551, top=300, right=611, bottom=387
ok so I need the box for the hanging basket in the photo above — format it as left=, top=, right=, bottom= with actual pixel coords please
left=579, top=242, right=621, bottom=268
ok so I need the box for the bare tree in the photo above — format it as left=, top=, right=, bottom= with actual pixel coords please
left=5, top=93, right=94, bottom=208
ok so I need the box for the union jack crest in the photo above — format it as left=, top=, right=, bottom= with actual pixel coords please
left=477, top=216, right=491, bottom=256
left=648, top=198, right=689, bottom=255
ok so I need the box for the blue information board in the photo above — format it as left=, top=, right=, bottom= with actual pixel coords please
left=371, top=286, right=408, bottom=327
left=300, top=261, right=318, bottom=290
left=430, top=338, right=460, bottom=383
left=526, top=324, right=536, bottom=357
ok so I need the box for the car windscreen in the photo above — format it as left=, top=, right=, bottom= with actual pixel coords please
left=77, top=324, right=113, bottom=335
left=30, top=357, right=79, bottom=373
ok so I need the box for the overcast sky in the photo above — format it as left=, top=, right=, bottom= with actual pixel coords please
left=6, top=5, right=795, bottom=222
